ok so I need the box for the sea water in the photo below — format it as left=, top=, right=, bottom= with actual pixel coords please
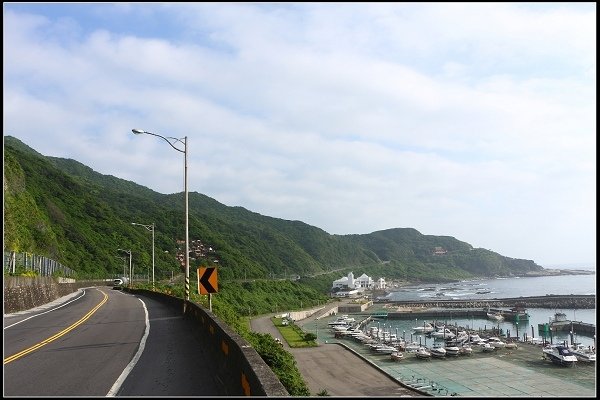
left=374, top=273, right=596, bottom=348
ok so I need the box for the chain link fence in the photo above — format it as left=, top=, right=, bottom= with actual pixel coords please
left=3, top=251, right=75, bottom=278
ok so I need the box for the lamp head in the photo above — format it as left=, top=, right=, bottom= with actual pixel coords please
left=132, top=128, right=145, bottom=134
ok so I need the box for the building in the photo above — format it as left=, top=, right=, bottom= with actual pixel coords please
left=332, top=272, right=384, bottom=291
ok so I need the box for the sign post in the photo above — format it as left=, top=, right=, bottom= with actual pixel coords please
left=198, top=266, right=218, bottom=311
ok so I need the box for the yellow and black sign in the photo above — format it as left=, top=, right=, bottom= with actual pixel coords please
left=198, top=266, right=218, bottom=294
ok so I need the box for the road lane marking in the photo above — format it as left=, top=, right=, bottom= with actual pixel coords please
left=4, top=289, right=87, bottom=329
left=106, top=297, right=150, bottom=397
left=3, top=289, right=108, bottom=365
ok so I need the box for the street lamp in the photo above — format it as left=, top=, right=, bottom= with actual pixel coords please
left=132, top=128, right=189, bottom=313
left=118, top=249, right=132, bottom=287
left=132, top=222, right=155, bottom=287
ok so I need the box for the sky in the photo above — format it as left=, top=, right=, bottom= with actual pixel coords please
left=3, top=3, right=596, bottom=268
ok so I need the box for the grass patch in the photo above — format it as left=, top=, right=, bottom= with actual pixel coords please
left=272, top=317, right=318, bottom=348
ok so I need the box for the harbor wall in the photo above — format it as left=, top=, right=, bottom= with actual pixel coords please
left=378, top=294, right=595, bottom=309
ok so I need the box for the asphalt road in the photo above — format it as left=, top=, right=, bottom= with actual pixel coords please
left=4, top=286, right=226, bottom=397
left=250, top=307, right=423, bottom=397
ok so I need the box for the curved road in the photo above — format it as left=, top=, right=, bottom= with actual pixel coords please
left=250, top=306, right=423, bottom=397
left=4, top=286, right=225, bottom=397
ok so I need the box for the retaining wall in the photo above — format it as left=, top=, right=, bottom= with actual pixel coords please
left=3, top=276, right=108, bottom=314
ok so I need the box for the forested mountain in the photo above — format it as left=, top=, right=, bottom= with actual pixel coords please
left=3, top=135, right=543, bottom=284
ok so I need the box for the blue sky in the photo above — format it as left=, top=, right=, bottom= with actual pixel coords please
left=3, top=3, right=596, bottom=267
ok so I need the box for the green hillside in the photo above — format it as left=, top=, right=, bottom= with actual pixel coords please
left=3, top=135, right=543, bottom=284
left=3, top=134, right=545, bottom=396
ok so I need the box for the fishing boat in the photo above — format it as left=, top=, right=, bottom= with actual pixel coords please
left=548, top=312, right=572, bottom=330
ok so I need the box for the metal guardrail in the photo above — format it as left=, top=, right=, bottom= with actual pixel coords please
left=3, top=251, right=75, bottom=277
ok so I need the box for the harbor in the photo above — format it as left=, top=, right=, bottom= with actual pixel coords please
left=302, top=311, right=596, bottom=397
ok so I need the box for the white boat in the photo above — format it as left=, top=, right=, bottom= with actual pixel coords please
left=390, top=351, right=404, bottom=361
left=412, top=322, right=435, bottom=334
left=445, top=345, right=460, bottom=356
left=328, top=315, right=354, bottom=326
left=459, top=344, right=473, bottom=356
left=454, top=331, right=470, bottom=343
left=431, top=328, right=456, bottom=339
left=430, top=343, right=447, bottom=358
left=487, top=337, right=507, bottom=348
left=469, top=334, right=485, bottom=344
left=401, top=341, right=421, bottom=353
left=542, top=345, right=578, bottom=367
left=479, top=342, right=495, bottom=352
left=415, top=347, right=432, bottom=359
left=570, top=344, right=596, bottom=363
left=486, top=312, right=504, bottom=321
left=371, top=344, right=397, bottom=354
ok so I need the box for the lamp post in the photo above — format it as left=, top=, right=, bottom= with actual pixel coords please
left=132, top=128, right=189, bottom=313
left=115, top=255, right=126, bottom=278
left=118, top=249, right=132, bottom=287
left=132, top=222, right=155, bottom=287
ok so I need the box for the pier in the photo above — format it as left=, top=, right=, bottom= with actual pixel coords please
left=376, top=294, right=595, bottom=309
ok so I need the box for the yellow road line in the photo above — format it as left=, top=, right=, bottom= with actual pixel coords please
left=4, top=290, right=109, bottom=365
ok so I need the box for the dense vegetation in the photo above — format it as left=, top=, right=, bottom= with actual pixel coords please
left=3, top=135, right=545, bottom=395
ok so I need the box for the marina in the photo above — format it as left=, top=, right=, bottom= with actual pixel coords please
left=305, top=311, right=596, bottom=397
left=299, top=273, right=596, bottom=397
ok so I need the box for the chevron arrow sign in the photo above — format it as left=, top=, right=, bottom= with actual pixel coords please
left=198, top=266, right=218, bottom=294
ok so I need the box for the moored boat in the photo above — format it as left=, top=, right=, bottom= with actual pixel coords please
left=445, top=345, right=460, bottom=356
left=390, top=351, right=404, bottom=361
left=459, top=344, right=473, bottom=356
left=542, top=345, right=578, bottom=367
left=430, top=343, right=447, bottom=358
left=415, top=347, right=432, bottom=360
left=487, top=337, right=506, bottom=349
left=479, top=342, right=495, bottom=352
left=486, top=312, right=504, bottom=321
left=570, top=344, right=596, bottom=362
left=412, top=322, right=435, bottom=334
left=431, top=327, right=456, bottom=339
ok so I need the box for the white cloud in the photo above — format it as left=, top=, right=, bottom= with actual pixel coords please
left=3, top=3, right=596, bottom=266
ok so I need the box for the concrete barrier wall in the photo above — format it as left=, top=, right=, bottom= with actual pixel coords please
left=288, top=306, right=325, bottom=321
left=3, top=276, right=108, bottom=314
left=129, top=289, right=289, bottom=397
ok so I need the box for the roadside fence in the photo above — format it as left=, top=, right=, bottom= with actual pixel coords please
left=3, top=251, right=75, bottom=278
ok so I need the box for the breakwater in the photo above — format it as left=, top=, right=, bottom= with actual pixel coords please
left=376, top=294, right=595, bottom=309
